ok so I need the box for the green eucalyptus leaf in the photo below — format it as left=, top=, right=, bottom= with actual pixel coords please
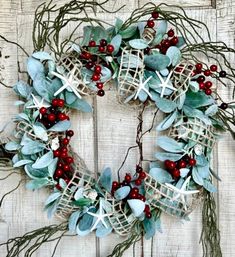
left=21, top=141, right=45, bottom=155
left=32, top=151, right=54, bottom=169
left=68, top=99, right=92, bottom=113
left=203, top=179, right=217, bottom=192
left=127, top=199, right=145, bottom=217
left=185, top=90, right=214, bottom=108
left=69, top=211, right=81, bottom=232
left=13, top=81, right=32, bottom=99
left=149, top=167, right=173, bottom=183
left=155, top=152, right=183, bottom=162
left=13, top=159, right=33, bottom=167
left=79, top=210, right=95, bottom=231
left=27, top=57, right=45, bottom=81
left=156, top=110, right=178, bottom=131
left=166, top=46, right=181, bottom=66
left=26, top=178, right=49, bottom=190
left=192, top=166, right=204, bottom=185
left=144, top=218, right=156, bottom=240
left=155, top=95, right=177, bottom=113
left=205, top=104, right=218, bottom=116
left=144, top=54, right=170, bottom=71
left=48, top=158, right=58, bottom=177
left=45, top=192, right=61, bottom=206
left=73, top=198, right=92, bottom=207
left=176, top=37, right=186, bottom=48
left=99, top=167, right=112, bottom=192
left=32, top=51, right=54, bottom=61
left=111, top=34, right=122, bottom=55
left=129, top=39, right=148, bottom=49
left=157, top=20, right=167, bottom=34
left=81, top=26, right=93, bottom=46
left=96, top=225, right=112, bottom=238
left=157, top=136, right=184, bottom=153
left=114, top=186, right=131, bottom=200
left=48, top=120, right=71, bottom=132
left=119, top=26, right=137, bottom=39
left=5, top=141, right=20, bottom=151
left=33, top=123, right=48, bottom=141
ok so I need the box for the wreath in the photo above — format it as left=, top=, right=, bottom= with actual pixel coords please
left=0, top=1, right=235, bottom=256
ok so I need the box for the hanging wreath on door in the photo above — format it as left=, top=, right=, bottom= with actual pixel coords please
left=0, top=1, right=235, bottom=256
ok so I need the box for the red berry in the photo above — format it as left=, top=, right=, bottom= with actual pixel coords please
left=138, top=194, right=146, bottom=202
left=219, top=102, right=228, bottom=110
left=100, top=39, right=107, bottom=46
left=55, top=169, right=63, bottom=177
left=167, top=29, right=174, bottom=37
left=52, top=99, right=59, bottom=107
left=56, top=183, right=62, bottom=190
left=107, top=44, right=114, bottom=53
left=60, top=146, right=68, bottom=153
left=147, top=20, right=155, bottom=28
left=83, top=52, right=92, bottom=60
left=172, top=168, right=180, bottom=178
left=183, top=155, right=190, bottom=163
left=65, top=157, right=74, bottom=164
left=162, top=39, right=171, bottom=48
left=139, top=171, right=146, bottom=180
left=98, top=46, right=106, bottom=52
left=92, top=74, right=101, bottom=81
left=199, top=82, right=205, bottom=90
left=205, top=81, right=213, bottom=88
left=58, top=162, right=63, bottom=168
left=96, top=82, right=104, bottom=89
left=60, top=152, right=68, bottom=159
left=189, top=158, right=197, bottom=166
left=53, top=150, right=60, bottom=157
left=48, top=113, right=56, bottom=122
left=58, top=112, right=67, bottom=121
left=205, top=88, right=212, bottom=95
left=219, top=70, right=227, bottom=78
left=204, top=70, right=211, bottom=77
left=129, top=192, right=137, bottom=199
left=62, top=138, right=70, bottom=145
left=57, top=99, right=65, bottom=108
left=89, top=40, right=96, bottom=47
left=40, top=107, right=47, bottom=115
left=195, top=63, right=203, bottom=71
left=66, top=130, right=74, bottom=137
left=151, top=11, right=159, bottom=19
left=125, top=173, right=132, bottom=183
left=112, top=181, right=119, bottom=189
left=168, top=161, right=176, bottom=170
left=131, top=187, right=139, bottom=194
left=135, top=179, right=142, bottom=186
left=197, top=75, right=205, bottom=83
left=171, top=36, right=179, bottom=45
left=86, top=61, right=94, bottom=69
left=164, top=160, right=171, bottom=168
left=210, top=65, right=217, bottom=72
left=97, top=89, right=105, bottom=97
left=64, top=178, right=70, bottom=184
left=94, top=65, right=102, bottom=74
left=144, top=205, right=150, bottom=213
left=145, top=212, right=152, bottom=219
left=136, top=165, right=142, bottom=173
left=63, top=164, right=70, bottom=172
left=178, top=160, right=187, bottom=169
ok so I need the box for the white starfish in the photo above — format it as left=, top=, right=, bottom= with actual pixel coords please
left=27, top=94, right=50, bottom=110
left=51, top=67, right=82, bottom=99
left=87, top=200, right=111, bottom=232
left=165, top=176, right=199, bottom=210
left=134, top=76, right=153, bottom=100
left=155, top=70, right=177, bottom=97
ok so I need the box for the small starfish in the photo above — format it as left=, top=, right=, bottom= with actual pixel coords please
left=87, top=200, right=111, bottom=232
left=134, top=76, right=153, bottom=100
left=51, top=67, right=82, bottom=99
left=27, top=94, right=50, bottom=110
left=155, top=70, right=176, bottom=97
left=165, top=176, right=199, bottom=210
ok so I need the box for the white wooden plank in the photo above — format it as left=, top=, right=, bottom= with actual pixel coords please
left=139, top=0, right=212, bottom=8
left=216, top=1, right=235, bottom=255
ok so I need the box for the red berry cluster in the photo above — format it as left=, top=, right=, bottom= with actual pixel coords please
left=111, top=165, right=151, bottom=219
left=193, top=63, right=227, bottom=95
left=80, top=38, right=115, bottom=97
left=164, top=155, right=196, bottom=179
left=53, top=130, right=75, bottom=190
left=39, top=99, right=69, bottom=129
left=146, top=11, right=159, bottom=28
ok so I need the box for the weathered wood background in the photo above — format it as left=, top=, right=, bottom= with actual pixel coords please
left=0, top=0, right=235, bottom=256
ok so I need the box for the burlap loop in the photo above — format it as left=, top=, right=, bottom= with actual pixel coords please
left=105, top=193, right=136, bottom=236
left=117, top=47, right=145, bottom=105
left=58, top=51, right=93, bottom=96
left=56, top=152, right=95, bottom=219
left=171, top=60, right=195, bottom=100
left=145, top=173, right=203, bottom=218
left=142, top=27, right=156, bottom=43
left=168, top=117, right=216, bottom=151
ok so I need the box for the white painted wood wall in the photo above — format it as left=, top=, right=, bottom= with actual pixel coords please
left=0, top=0, right=235, bottom=256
